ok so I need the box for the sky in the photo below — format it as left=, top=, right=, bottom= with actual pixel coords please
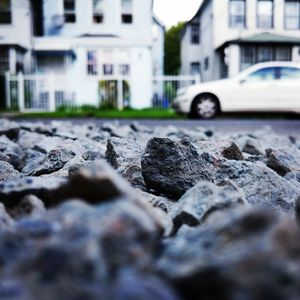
left=153, top=0, right=202, bottom=29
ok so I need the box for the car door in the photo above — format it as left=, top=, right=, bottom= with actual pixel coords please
left=274, top=67, right=300, bottom=111
left=232, top=67, right=279, bottom=111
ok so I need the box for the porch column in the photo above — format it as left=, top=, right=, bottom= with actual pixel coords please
left=228, top=44, right=241, bottom=78
left=9, top=48, right=17, bottom=75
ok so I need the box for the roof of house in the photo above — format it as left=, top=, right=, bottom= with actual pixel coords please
left=218, top=32, right=300, bottom=48
left=180, top=0, right=209, bottom=39
left=153, top=15, right=165, bottom=30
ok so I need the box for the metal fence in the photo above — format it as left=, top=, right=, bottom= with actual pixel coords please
left=5, top=73, right=199, bottom=112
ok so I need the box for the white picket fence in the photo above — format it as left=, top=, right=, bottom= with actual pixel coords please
left=5, top=73, right=199, bottom=112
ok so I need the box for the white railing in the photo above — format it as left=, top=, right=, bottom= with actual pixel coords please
left=152, top=75, right=200, bottom=109
left=6, top=73, right=199, bottom=112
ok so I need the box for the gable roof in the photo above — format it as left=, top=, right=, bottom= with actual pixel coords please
left=180, top=0, right=210, bottom=39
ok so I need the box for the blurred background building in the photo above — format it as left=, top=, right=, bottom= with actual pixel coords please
left=181, top=0, right=300, bottom=82
left=0, top=0, right=165, bottom=108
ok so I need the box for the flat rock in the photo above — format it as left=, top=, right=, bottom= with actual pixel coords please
left=215, top=160, right=300, bottom=212
left=266, top=148, right=300, bottom=176
left=0, top=119, right=20, bottom=140
left=170, top=181, right=247, bottom=234
left=0, top=135, right=25, bottom=170
left=106, top=137, right=146, bottom=189
left=0, top=161, right=21, bottom=181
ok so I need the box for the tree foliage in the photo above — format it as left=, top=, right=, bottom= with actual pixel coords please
left=164, top=22, right=185, bottom=75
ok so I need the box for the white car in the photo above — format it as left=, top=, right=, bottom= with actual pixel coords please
left=174, top=62, right=300, bottom=118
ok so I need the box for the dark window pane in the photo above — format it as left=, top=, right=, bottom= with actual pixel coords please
left=122, top=14, right=133, bottom=24
left=191, top=23, right=200, bottom=44
left=94, top=15, right=104, bottom=23
left=64, top=0, right=75, bottom=10
left=0, top=0, right=11, bottom=24
left=257, top=46, right=273, bottom=62
left=64, top=14, right=76, bottom=23
left=279, top=67, right=300, bottom=79
left=248, top=67, right=276, bottom=81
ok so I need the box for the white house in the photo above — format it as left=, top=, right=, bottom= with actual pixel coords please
left=181, top=0, right=300, bottom=82
left=0, top=0, right=165, bottom=109
left=0, top=0, right=33, bottom=75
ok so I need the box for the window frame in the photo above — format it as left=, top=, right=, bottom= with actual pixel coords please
left=0, top=48, right=9, bottom=72
left=64, top=0, right=76, bottom=24
left=229, top=0, right=246, bottom=29
left=93, top=0, right=104, bottom=24
left=0, top=0, right=12, bottom=25
left=87, top=50, right=98, bottom=76
left=256, top=0, right=274, bottom=29
left=121, top=0, right=133, bottom=24
left=190, top=22, right=200, bottom=44
left=284, top=0, right=300, bottom=30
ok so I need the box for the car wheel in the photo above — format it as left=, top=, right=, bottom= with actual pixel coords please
left=192, top=95, right=219, bottom=119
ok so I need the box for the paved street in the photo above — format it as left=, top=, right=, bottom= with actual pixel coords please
left=16, top=117, right=300, bottom=136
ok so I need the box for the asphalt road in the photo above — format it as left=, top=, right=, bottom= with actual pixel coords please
left=16, top=117, right=300, bottom=136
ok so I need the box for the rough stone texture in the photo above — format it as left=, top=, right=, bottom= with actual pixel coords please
left=195, top=139, right=244, bottom=161
left=266, top=148, right=300, bottom=176
left=0, top=119, right=20, bottom=140
left=0, top=135, right=25, bottom=170
left=106, top=137, right=146, bottom=189
left=142, top=138, right=214, bottom=198
left=0, top=176, right=67, bottom=207
left=157, top=209, right=300, bottom=300
left=0, top=161, right=21, bottom=181
left=170, top=181, right=247, bottom=234
left=7, top=195, right=46, bottom=220
left=0, top=119, right=300, bottom=300
left=215, top=160, right=300, bottom=212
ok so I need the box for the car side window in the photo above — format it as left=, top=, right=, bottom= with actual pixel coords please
left=247, top=67, right=277, bottom=81
left=279, top=67, right=300, bottom=80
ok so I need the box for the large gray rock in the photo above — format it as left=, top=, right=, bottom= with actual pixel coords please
left=170, top=181, right=247, bottom=234
left=106, top=137, right=145, bottom=189
left=216, top=160, right=300, bottom=212
left=0, top=161, right=21, bottom=181
left=141, top=138, right=214, bottom=198
left=0, top=135, right=25, bottom=170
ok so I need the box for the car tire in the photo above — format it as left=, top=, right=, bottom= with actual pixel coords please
left=191, top=94, right=219, bottom=119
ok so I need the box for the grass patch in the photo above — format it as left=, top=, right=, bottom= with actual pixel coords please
left=13, top=107, right=183, bottom=119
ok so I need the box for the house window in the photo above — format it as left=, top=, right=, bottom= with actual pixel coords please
left=190, top=22, right=200, bottom=44
left=119, top=64, right=130, bottom=75
left=229, top=0, right=246, bottom=28
left=257, top=0, right=273, bottom=28
left=0, top=48, right=9, bottom=72
left=257, top=46, right=273, bottom=62
left=0, top=0, right=11, bottom=24
left=204, top=57, right=209, bottom=70
left=103, top=64, right=114, bottom=75
left=190, top=62, right=200, bottom=75
left=285, top=0, right=300, bottom=29
left=241, top=45, right=291, bottom=71
left=64, top=0, right=76, bottom=23
left=87, top=50, right=98, bottom=75
left=93, top=0, right=104, bottom=24
left=121, top=0, right=133, bottom=24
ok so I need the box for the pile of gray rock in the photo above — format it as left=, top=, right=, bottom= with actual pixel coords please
left=0, top=118, right=299, bottom=300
